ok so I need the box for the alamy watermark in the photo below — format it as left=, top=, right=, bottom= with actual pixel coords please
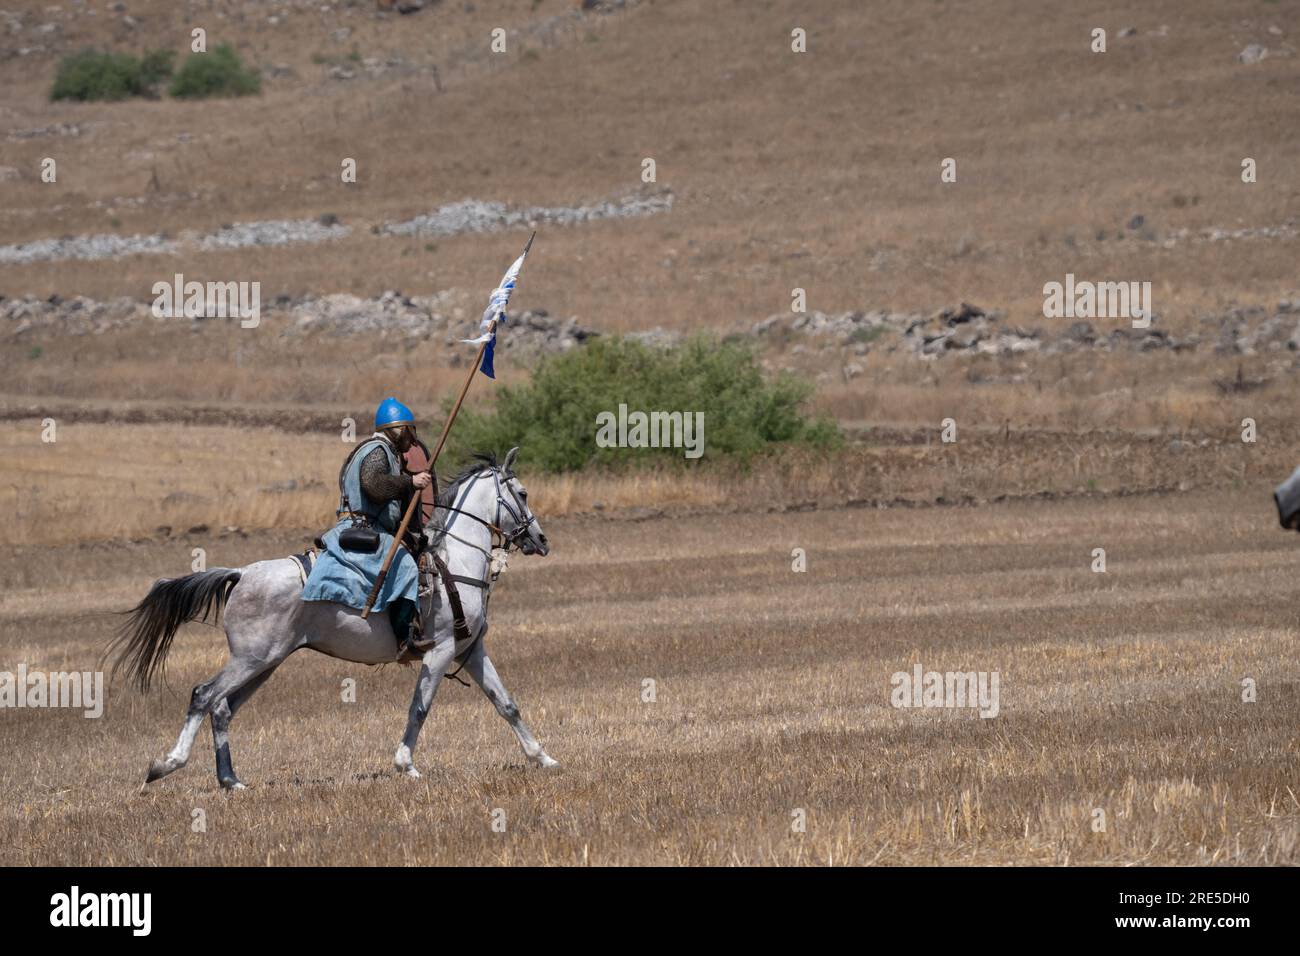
left=1043, top=273, right=1151, bottom=329
left=151, top=272, right=260, bottom=328
left=0, top=665, right=104, bottom=718
left=890, top=663, right=999, bottom=718
left=50, top=886, right=150, bottom=936
left=595, top=404, right=704, bottom=459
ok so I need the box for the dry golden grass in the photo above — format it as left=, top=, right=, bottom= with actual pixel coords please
left=6, top=416, right=1298, bottom=546
left=0, top=420, right=341, bottom=544
left=1, top=490, right=1297, bottom=865
left=2, top=0, right=1298, bottom=435
left=4, top=0, right=1296, bottom=317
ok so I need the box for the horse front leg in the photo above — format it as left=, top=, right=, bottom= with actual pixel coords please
left=462, top=641, right=558, bottom=769
left=393, top=634, right=457, bottom=779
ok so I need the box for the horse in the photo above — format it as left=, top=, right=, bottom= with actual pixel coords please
left=108, top=446, right=558, bottom=790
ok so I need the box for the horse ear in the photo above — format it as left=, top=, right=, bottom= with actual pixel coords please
left=503, top=446, right=519, bottom=472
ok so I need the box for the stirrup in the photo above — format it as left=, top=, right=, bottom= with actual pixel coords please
left=399, top=628, right=435, bottom=658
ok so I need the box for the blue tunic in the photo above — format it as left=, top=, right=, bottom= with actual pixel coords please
left=301, top=437, right=419, bottom=612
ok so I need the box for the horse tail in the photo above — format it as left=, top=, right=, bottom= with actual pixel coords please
left=108, top=568, right=243, bottom=693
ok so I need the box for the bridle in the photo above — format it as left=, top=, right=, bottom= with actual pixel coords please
left=430, top=467, right=536, bottom=557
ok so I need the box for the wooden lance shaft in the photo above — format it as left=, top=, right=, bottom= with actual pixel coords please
left=361, top=320, right=495, bottom=619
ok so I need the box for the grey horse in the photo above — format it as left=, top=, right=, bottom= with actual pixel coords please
left=110, top=447, right=557, bottom=790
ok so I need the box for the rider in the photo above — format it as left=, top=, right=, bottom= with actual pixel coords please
left=301, top=397, right=431, bottom=653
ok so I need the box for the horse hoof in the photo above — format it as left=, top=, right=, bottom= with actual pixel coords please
left=220, top=779, right=247, bottom=791
left=532, top=753, right=560, bottom=770
left=393, top=745, right=421, bottom=778
left=145, top=758, right=175, bottom=783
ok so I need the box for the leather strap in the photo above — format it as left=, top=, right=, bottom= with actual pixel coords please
left=446, top=572, right=490, bottom=590
left=430, top=553, right=472, bottom=646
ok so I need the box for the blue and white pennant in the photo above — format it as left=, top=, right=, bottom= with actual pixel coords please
left=461, top=232, right=535, bottom=379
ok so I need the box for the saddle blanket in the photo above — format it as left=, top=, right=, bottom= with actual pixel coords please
left=300, top=521, right=419, bottom=613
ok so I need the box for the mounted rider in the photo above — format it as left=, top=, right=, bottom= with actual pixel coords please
left=301, top=397, right=431, bottom=652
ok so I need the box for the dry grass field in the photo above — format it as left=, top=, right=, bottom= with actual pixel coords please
left=5, top=415, right=1298, bottom=546
left=2, top=0, right=1300, bottom=869
left=1, top=488, right=1297, bottom=865
left=3, top=0, right=1299, bottom=429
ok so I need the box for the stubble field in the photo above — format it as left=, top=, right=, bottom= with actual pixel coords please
left=1, top=487, right=1297, bottom=866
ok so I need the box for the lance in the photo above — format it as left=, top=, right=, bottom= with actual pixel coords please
left=361, top=233, right=533, bottom=619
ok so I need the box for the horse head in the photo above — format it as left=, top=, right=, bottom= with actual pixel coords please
left=497, top=446, right=548, bottom=556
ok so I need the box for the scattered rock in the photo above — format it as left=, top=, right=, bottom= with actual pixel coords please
left=382, top=189, right=673, bottom=238
left=7, top=279, right=1300, bottom=371
left=6, top=122, right=86, bottom=141
left=937, top=302, right=985, bottom=326
left=198, top=218, right=350, bottom=251
left=1238, top=44, right=1267, bottom=64
left=1065, top=321, right=1096, bottom=344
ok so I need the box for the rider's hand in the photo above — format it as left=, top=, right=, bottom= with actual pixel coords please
left=411, top=472, right=432, bottom=491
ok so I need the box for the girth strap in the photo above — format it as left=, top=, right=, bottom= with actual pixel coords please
left=445, top=572, right=490, bottom=590
left=430, top=553, right=472, bottom=646
left=425, top=553, right=487, bottom=686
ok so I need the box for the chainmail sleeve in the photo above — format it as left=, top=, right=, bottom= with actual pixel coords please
left=358, top=446, right=413, bottom=504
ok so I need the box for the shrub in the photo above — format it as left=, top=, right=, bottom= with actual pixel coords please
left=50, top=48, right=174, bottom=101
left=168, top=44, right=260, bottom=99
left=139, top=49, right=177, bottom=88
left=446, top=335, right=840, bottom=472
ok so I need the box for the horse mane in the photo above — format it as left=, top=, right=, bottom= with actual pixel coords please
left=436, top=453, right=498, bottom=507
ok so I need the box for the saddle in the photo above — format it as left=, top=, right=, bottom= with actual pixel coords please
left=291, top=549, right=318, bottom=585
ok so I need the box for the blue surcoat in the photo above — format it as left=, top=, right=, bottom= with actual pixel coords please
left=301, top=437, right=419, bottom=612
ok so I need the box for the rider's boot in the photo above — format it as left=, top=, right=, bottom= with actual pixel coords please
left=389, top=599, right=427, bottom=658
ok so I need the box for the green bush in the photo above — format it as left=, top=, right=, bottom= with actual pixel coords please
left=50, top=48, right=174, bottom=101
left=168, top=44, right=260, bottom=99
left=139, top=49, right=177, bottom=88
left=446, top=335, right=840, bottom=472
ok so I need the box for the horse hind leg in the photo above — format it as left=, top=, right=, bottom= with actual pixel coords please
left=210, top=668, right=277, bottom=790
left=145, top=655, right=272, bottom=787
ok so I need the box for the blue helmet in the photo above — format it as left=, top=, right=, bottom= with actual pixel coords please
left=374, top=397, right=415, bottom=430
